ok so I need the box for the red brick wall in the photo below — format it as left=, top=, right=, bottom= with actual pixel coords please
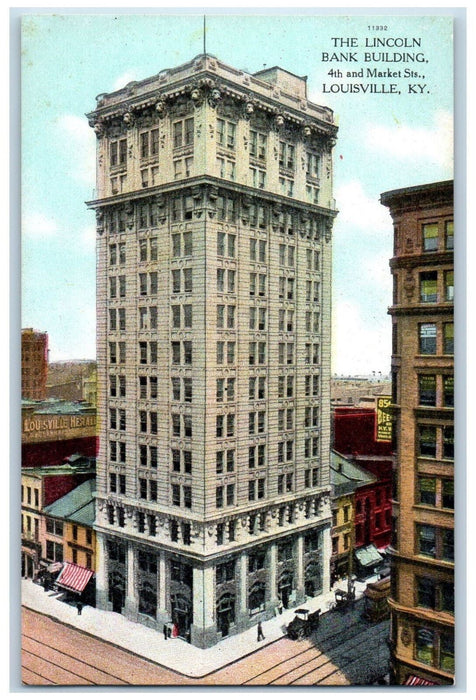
left=22, top=436, right=98, bottom=468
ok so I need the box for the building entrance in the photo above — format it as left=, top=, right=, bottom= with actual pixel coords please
left=108, top=571, right=125, bottom=613
left=278, top=570, right=294, bottom=608
left=171, top=593, right=192, bottom=639
left=216, top=593, right=235, bottom=638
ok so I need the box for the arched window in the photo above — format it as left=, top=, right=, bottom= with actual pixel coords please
left=248, top=581, right=266, bottom=614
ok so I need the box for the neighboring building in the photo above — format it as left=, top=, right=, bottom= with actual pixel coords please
left=382, top=181, right=454, bottom=685
left=82, top=367, right=98, bottom=407
left=21, top=456, right=96, bottom=579
left=22, top=328, right=48, bottom=400
left=334, top=407, right=393, bottom=550
left=331, top=377, right=392, bottom=409
left=47, top=360, right=97, bottom=403
left=43, top=479, right=96, bottom=572
left=22, top=398, right=98, bottom=467
left=87, top=54, right=337, bottom=647
left=330, top=450, right=376, bottom=583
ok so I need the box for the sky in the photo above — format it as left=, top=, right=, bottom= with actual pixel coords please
left=19, top=10, right=455, bottom=376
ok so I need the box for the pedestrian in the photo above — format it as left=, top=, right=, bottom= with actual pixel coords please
left=257, top=621, right=265, bottom=642
left=77, top=601, right=83, bottom=616
left=163, top=624, right=168, bottom=640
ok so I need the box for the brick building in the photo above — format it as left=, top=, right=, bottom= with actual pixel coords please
left=21, top=328, right=48, bottom=400
left=382, top=181, right=454, bottom=685
left=87, top=53, right=337, bottom=647
left=21, top=456, right=96, bottom=579
left=333, top=407, right=393, bottom=550
left=22, top=399, right=98, bottom=468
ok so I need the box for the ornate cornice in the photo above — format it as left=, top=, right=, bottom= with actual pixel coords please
left=87, top=70, right=338, bottom=143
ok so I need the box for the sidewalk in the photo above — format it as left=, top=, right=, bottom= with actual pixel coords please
left=21, top=577, right=370, bottom=678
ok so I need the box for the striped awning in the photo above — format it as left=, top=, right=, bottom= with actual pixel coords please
left=405, top=675, right=437, bottom=686
left=55, top=563, right=94, bottom=593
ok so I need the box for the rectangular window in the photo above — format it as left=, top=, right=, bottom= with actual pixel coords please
left=419, top=375, right=436, bottom=406
left=445, top=270, right=454, bottom=301
left=442, top=479, right=454, bottom=509
left=443, top=375, right=454, bottom=407
left=417, top=477, right=436, bottom=506
left=444, top=323, right=454, bottom=354
left=445, top=221, right=454, bottom=250
left=443, top=425, right=454, bottom=459
left=419, top=323, right=437, bottom=355
left=419, top=426, right=437, bottom=457
left=420, top=271, right=438, bottom=303
left=417, top=524, right=436, bottom=557
left=422, top=222, right=439, bottom=251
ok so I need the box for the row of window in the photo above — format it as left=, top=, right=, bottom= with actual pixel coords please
left=418, top=424, right=454, bottom=460
left=112, top=122, right=320, bottom=176
left=418, top=374, right=454, bottom=408
left=419, top=270, right=454, bottom=303
left=21, top=485, right=40, bottom=507
left=416, top=524, right=454, bottom=562
left=111, top=370, right=320, bottom=403
left=421, top=220, right=454, bottom=252
left=417, top=476, right=454, bottom=510
left=418, top=322, right=454, bottom=355
left=414, top=627, right=454, bottom=674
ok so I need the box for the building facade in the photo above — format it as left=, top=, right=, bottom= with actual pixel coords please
left=22, top=328, right=48, bottom=400
left=382, top=181, right=454, bottom=685
left=22, top=399, right=98, bottom=467
left=21, top=458, right=96, bottom=579
left=87, top=54, right=337, bottom=647
left=43, top=479, right=97, bottom=572
left=330, top=450, right=376, bottom=583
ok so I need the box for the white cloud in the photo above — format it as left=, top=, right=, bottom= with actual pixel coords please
left=365, top=111, right=453, bottom=171
left=23, top=212, right=59, bottom=240
left=112, top=70, right=139, bottom=92
left=332, top=299, right=391, bottom=376
left=334, top=180, right=391, bottom=234
left=56, top=114, right=96, bottom=186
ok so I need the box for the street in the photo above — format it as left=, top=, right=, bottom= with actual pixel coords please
left=21, top=598, right=390, bottom=687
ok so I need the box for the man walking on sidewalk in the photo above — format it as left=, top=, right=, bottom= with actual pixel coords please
left=257, top=621, right=265, bottom=642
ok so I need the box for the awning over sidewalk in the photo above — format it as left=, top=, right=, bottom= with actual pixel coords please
left=405, top=675, right=437, bottom=686
left=354, top=544, right=383, bottom=569
left=55, top=562, right=94, bottom=593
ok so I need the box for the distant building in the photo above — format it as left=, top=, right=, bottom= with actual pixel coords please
left=22, top=398, right=98, bottom=467
left=21, top=328, right=48, bottom=400
left=330, top=450, right=376, bottom=583
left=382, top=181, right=454, bottom=686
left=46, top=361, right=97, bottom=403
left=43, top=478, right=96, bottom=572
left=333, top=407, right=393, bottom=550
left=331, top=377, right=391, bottom=409
left=21, top=456, right=96, bottom=579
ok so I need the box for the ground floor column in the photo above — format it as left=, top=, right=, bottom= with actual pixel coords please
left=295, top=534, right=306, bottom=604
left=268, top=543, right=278, bottom=609
left=322, top=524, right=332, bottom=594
left=158, top=550, right=166, bottom=611
left=191, top=565, right=216, bottom=648
left=236, top=551, right=249, bottom=629
left=124, top=541, right=138, bottom=620
left=95, top=531, right=110, bottom=610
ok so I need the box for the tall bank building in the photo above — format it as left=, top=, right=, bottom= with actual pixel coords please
left=87, top=54, right=337, bottom=647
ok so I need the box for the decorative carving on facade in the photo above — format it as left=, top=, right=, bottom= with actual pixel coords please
left=400, top=626, right=411, bottom=647
left=155, top=99, right=167, bottom=118
left=123, top=111, right=135, bottom=128
left=404, top=271, right=415, bottom=301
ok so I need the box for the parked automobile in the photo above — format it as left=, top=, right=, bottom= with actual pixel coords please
left=287, top=608, right=321, bottom=640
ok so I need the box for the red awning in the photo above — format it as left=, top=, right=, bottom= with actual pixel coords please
left=405, top=675, right=437, bottom=686
left=55, top=562, right=94, bottom=593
